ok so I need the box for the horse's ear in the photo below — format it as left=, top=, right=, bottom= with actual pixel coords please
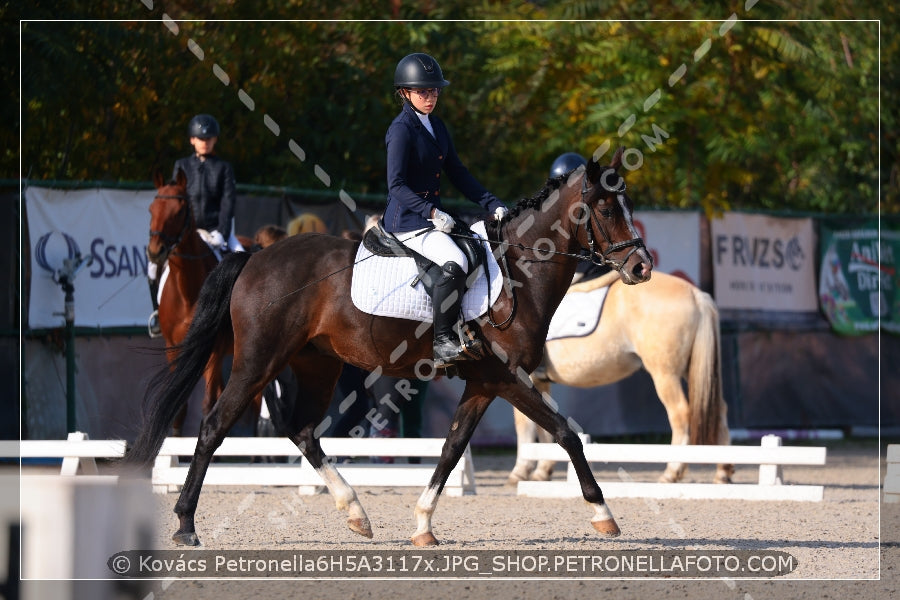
left=175, top=167, right=187, bottom=188
left=153, top=168, right=165, bottom=189
left=610, top=146, right=624, bottom=170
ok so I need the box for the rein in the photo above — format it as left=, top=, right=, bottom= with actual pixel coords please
left=447, top=169, right=647, bottom=328
left=148, top=193, right=213, bottom=261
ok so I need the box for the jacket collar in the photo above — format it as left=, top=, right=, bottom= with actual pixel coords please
left=402, top=103, right=443, bottom=151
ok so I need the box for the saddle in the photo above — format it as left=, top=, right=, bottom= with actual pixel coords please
left=362, top=219, right=488, bottom=295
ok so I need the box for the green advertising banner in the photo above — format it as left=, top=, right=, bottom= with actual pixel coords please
left=819, top=220, right=899, bottom=335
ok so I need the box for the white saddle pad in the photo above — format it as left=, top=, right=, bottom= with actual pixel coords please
left=546, top=287, right=609, bottom=341
left=350, top=221, right=503, bottom=323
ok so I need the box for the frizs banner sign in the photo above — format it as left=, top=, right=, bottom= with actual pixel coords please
left=819, top=221, right=899, bottom=335
left=711, top=212, right=818, bottom=312
left=26, top=186, right=155, bottom=329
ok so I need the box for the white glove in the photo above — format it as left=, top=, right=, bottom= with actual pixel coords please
left=429, top=209, right=455, bottom=233
left=494, top=206, right=509, bottom=222
left=208, top=230, right=226, bottom=249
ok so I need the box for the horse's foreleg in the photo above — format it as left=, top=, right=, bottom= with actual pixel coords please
left=509, top=377, right=557, bottom=483
left=201, top=354, right=225, bottom=417
left=504, top=381, right=619, bottom=538
left=412, top=383, right=493, bottom=547
left=649, top=372, right=690, bottom=483
left=508, top=406, right=538, bottom=484
left=172, top=383, right=257, bottom=546
left=530, top=378, right=557, bottom=481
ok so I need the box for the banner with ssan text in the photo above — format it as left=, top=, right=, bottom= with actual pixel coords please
left=26, top=186, right=155, bottom=329
left=819, top=220, right=899, bottom=335
left=710, top=212, right=818, bottom=312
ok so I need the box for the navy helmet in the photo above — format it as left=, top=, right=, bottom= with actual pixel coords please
left=394, top=53, right=450, bottom=89
left=549, top=152, right=587, bottom=178
left=188, top=114, right=220, bottom=139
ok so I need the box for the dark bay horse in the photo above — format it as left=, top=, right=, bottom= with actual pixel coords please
left=126, top=147, right=653, bottom=547
left=508, top=270, right=733, bottom=486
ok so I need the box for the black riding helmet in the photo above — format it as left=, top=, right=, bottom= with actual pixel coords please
left=549, top=152, right=587, bottom=178
left=394, top=53, right=451, bottom=89
left=188, top=114, right=220, bottom=139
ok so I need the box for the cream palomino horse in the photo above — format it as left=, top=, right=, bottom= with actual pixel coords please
left=509, top=270, right=734, bottom=485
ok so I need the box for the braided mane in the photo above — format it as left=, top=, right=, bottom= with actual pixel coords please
left=487, top=173, right=568, bottom=230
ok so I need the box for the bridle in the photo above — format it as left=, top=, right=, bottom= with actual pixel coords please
left=148, top=193, right=208, bottom=261
left=576, top=168, right=649, bottom=270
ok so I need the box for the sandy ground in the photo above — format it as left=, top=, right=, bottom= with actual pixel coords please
left=16, top=439, right=900, bottom=599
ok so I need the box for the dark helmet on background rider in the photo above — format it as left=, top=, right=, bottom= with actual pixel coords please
left=549, top=152, right=587, bottom=178
left=394, top=53, right=451, bottom=89
left=188, top=114, right=220, bottom=139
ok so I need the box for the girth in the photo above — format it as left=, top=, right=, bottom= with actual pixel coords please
left=362, top=219, right=488, bottom=295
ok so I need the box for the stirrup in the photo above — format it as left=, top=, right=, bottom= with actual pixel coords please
left=433, top=338, right=468, bottom=368
left=148, top=310, right=162, bottom=339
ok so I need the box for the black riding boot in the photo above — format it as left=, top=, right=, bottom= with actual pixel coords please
left=432, top=261, right=470, bottom=367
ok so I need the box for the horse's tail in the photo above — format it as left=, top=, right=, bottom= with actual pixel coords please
left=124, top=251, right=252, bottom=469
left=688, top=287, right=725, bottom=445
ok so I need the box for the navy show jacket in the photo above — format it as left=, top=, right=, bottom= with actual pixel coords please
left=383, top=103, right=504, bottom=233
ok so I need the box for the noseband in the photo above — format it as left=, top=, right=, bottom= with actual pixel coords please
left=577, top=169, right=648, bottom=270
left=148, top=194, right=192, bottom=258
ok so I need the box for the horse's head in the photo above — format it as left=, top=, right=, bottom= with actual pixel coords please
left=148, top=168, right=191, bottom=264
left=576, top=147, right=653, bottom=284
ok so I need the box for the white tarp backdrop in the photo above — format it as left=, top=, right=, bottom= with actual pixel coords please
left=710, top=212, right=818, bottom=312
left=24, top=187, right=705, bottom=330
left=633, top=211, right=701, bottom=285
left=26, top=186, right=155, bottom=329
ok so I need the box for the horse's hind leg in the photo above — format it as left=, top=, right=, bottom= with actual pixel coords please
left=283, top=355, right=372, bottom=539
left=649, top=371, right=689, bottom=483
left=715, top=405, right=734, bottom=483
left=171, top=376, right=264, bottom=545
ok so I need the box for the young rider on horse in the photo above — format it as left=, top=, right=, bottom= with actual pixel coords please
left=383, top=52, right=508, bottom=367
left=148, top=114, right=242, bottom=337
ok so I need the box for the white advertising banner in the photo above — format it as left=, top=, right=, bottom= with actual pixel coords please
left=633, top=211, right=701, bottom=286
left=710, top=212, right=818, bottom=312
left=26, top=186, right=156, bottom=328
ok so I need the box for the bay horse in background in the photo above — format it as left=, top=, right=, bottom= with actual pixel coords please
left=125, top=147, right=653, bottom=547
left=147, top=168, right=259, bottom=434
left=508, top=270, right=733, bottom=486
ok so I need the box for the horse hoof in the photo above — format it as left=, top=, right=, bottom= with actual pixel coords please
left=411, top=532, right=439, bottom=547
left=592, top=518, right=621, bottom=537
left=715, top=476, right=733, bottom=484
left=172, top=531, right=200, bottom=546
left=531, top=471, right=552, bottom=482
left=506, top=473, right=525, bottom=486
left=348, top=518, right=374, bottom=539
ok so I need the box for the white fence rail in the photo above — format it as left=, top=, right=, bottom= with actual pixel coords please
left=517, top=435, right=826, bottom=501
left=2, top=432, right=126, bottom=477
left=152, top=436, right=476, bottom=496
